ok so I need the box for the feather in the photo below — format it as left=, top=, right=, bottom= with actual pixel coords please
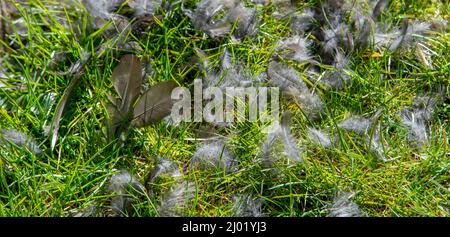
left=333, top=50, right=350, bottom=70
left=267, top=61, right=316, bottom=110
left=203, top=49, right=263, bottom=89
left=107, top=54, right=144, bottom=138
left=232, top=194, right=266, bottom=217
left=321, top=50, right=351, bottom=89
left=0, top=129, right=42, bottom=155
left=190, top=140, right=238, bottom=173
left=112, top=55, right=143, bottom=115
left=289, top=88, right=325, bottom=120
left=415, top=43, right=434, bottom=70
left=128, top=0, right=162, bottom=17
left=369, top=127, right=387, bottom=161
left=356, top=17, right=375, bottom=49
left=143, top=158, right=194, bottom=217
left=290, top=8, right=315, bottom=34
left=82, top=0, right=123, bottom=19
left=193, top=47, right=210, bottom=73
left=183, top=0, right=257, bottom=39
left=131, top=80, right=177, bottom=128
left=280, top=111, right=302, bottom=162
left=374, top=28, right=401, bottom=50
left=372, top=0, right=391, bottom=19
left=339, top=115, right=372, bottom=135
left=307, top=127, right=332, bottom=148
left=70, top=205, right=103, bottom=217
left=221, top=49, right=233, bottom=70
left=159, top=181, right=195, bottom=217
left=146, top=157, right=182, bottom=196
left=267, top=61, right=308, bottom=93
left=321, top=27, right=340, bottom=58
left=58, top=49, right=91, bottom=76
left=339, top=112, right=388, bottom=161
left=183, top=0, right=238, bottom=37
left=226, top=3, right=259, bottom=40
left=108, top=170, right=146, bottom=216
left=400, top=110, right=428, bottom=147
left=399, top=97, right=437, bottom=148
left=50, top=55, right=89, bottom=150
left=276, top=35, right=313, bottom=63
left=327, top=192, right=364, bottom=217
left=261, top=111, right=303, bottom=167
left=389, top=20, right=432, bottom=52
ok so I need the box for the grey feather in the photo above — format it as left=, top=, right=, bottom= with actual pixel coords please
left=159, top=181, right=195, bottom=217
left=144, top=158, right=194, bottom=217
left=261, top=111, right=303, bottom=168
left=0, top=129, right=42, bottom=155
left=190, top=140, right=238, bottom=173
left=290, top=8, right=315, bottom=34
left=339, top=112, right=388, bottom=161
left=128, top=0, right=162, bottom=17
left=400, top=96, right=437, bottom=147
left=82, top=0, right=123, bottom=19
left=280, top=111, right=302, bottom=162
left=289, top=88, right=325, bottom=120
left=307, top=127, right=332, bottom=148
left=232, top=194, right=266, bottom=217
left=328, top=192, right=364, bottom=217
left=146, top=157, right=182, bottom=196
left=400, top=110, right=428, bottom=147
left=108, top=170, right=146, bottom=216
left=372, top=0, right=391, bottom=19
left=267, top=61, right=308, bottom=92
left=339, top=116, right=372, bottom=135
left=389, top=20, right=433, bottom=52
left=320, top=50, right=351, bottom=89
left=183, top=0, right=258, bottom=39
left=276, top=35, right=313, bottom=63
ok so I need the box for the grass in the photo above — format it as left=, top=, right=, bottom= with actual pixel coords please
left=0, top=0, right=449, bottom=217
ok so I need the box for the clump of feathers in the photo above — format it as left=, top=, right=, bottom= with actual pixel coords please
left=203, top=50, right=265, bottom=89
left=183, top=0, right=258, bottom=40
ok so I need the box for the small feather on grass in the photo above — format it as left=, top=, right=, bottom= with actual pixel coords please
left=307, top=127, right=332, bottom=148
left=261, top=111, right=303, bottom=168
left=0, top=129, right=42, bottom=155
left=276, top=35, right=314, bottom=64
left=190, top=140, right=238, bottom=173
left=232, top=194, right=266, bottom=217
left=108, top=170, right=146, bottom=216
left=159, top=181, right=196, bottom=217
left=327, top=191, right=364, bottom=217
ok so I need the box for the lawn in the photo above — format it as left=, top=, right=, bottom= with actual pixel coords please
left=0, top=0, right=448, bottom=217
